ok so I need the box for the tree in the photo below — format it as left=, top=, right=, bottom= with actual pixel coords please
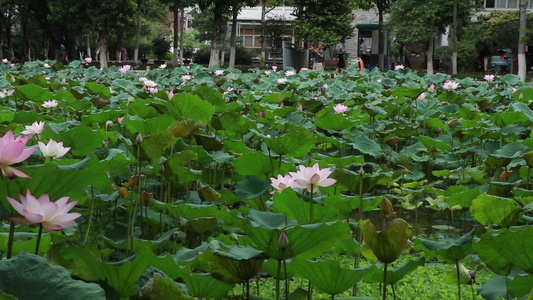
left=197, top=0, right=232, bottom=67
left=228, top=0, right=259, bottom=68
left=357, top=0, right=394, bottom=70
left=518, top=0, right=528, bottom=82
left=387, top=0, right=477, bottom=74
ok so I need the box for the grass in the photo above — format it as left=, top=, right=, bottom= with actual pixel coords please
left=228, top=254, right=493, bottom=299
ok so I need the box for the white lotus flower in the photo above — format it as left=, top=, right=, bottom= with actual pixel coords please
left=38, top=140, right=71, bottom=159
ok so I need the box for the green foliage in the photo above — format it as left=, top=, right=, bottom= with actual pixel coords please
left=152, top=38, right=171, bottom=60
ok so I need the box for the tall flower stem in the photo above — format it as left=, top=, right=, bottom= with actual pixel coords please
left=284, top=259, right=289, bottom=300
left=456, top=261, right=461, bottom=300
left=276, top=259, right=282, bottom=300
left=7, top=221, right=15, bottom=259
left=382, top=263, right=388, bottom=300
left=309, top=184, right=314, bottom=224
left=83, top=186, right=95, bottom=245
left=353, top=169, right=364, bottom=295
left=35, top=223, right=43, bottom=255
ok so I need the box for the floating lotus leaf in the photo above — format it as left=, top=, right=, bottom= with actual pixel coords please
left=470, top=194, right=523, bottom=227
left=360, top=218, right=414, bottom=264
left=291, top=258, right=372, bottom=296
left=0, top=252, right=105, bottom=300
left=474, top=226, right=533, bottom=275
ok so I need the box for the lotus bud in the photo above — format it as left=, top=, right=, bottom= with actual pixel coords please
left=447, top=118, right=458, bottom=127
left=428, top=145, right=436, bottom=154
left=298, top=104, right=303, bottom=112
left=260, top=111, right=265, bottom=118
left=359, top=166, right=365, bottom=176
left=136, top=132, right=143, bottom=143
left=278, top=231, right=289, bottom=252
left=141, top=191, right=153, bottom=206
left=520, top=93, right=524, bottom=100
left=499, top=170, right=513, bottom=181
left=380, top=197, right=395, bottom=219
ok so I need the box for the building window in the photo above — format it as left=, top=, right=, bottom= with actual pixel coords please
left=237, top=23, right=294, bottom=49
left=485, top=0, right=527, bottom=8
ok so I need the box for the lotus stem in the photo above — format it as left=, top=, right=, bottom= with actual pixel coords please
left=83, top=186, right=95, bottom=245
left=354, top=170, right=364, bottom=295
left=7, top=221, right=15, bottom=259
left=456, top=261, right=461, bottom=300
left=276, top=259, right=282, bottom=300
left=284, top=259, right=289, bottom=300
left=35, top=223, right=43, bottom=255
left=308, top=282, right=312, bottom=300
left=246, top=280, right=250, bottom=300
left=392, top=283, right=396, bottom=299
left=383, top=262, right=388, bottom=300
left=470, top=282, right=475, bottom=300
left=309, top=185, right=314, bottom=223
left=528, top=167, right=531, bottom=190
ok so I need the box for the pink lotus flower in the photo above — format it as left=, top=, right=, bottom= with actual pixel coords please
left=214, top=70, right=224, bottom=76
left=84, top=57, right=92, bottom=63
left=21, top=121, right=45, bottom=137
left=443, top=81, right=459, bottom=91
left=285, top=70, right=296, bottom=76
left=117, top=116, right=124, bottom=125
left=167, top=90, right=174, bottom=99
left=270, top=174, right=294, bottom=194
left=298, top=104, right=303, bottom=112
left=484, top=74, right=495, bottom=83
left=38, top=139, right=70, bottom=159
left=0, top=130, right=38, bottom=178
left=181, top=74, right=192, bottom=83
left=322, top=84, right=328, bottom=89
left=277, top=78, right=287, bottom=84
left=118, top=65, right=131, bottom=73
left=42, top=100, right=59, bottom=108
left=143, top=79, right=157, bottom=88
left=272, top=65, right=278, bottom=71
left=334, top=104, right=348, bottom=114
left=7, top=189, right=81, bottom=231
left=289, top=163, right=336, bottom=194
left=417, top=92, right=426, bottom=100
left=301, top=68, right=309, bottom=71
left=394, top=65, right=405, bottom=70
left=429, top=84, right=435, bottom=92
left=148, top=87, right=158, bottom=93
left=159, top=63, right=167, bottom=69
left=2, top=58, right=7, bottom=64
left=264, top=70, right=271, bottom=75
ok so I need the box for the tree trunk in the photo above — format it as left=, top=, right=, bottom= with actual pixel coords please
left=22, top=16, right=31, bottom=61
left=173, top=0, right=180, bottom=66
left=0, top=23, right=4, bottom=63
left=179, top=7, right=185, bottom=64
left=518, top=0, right=528, bottom=82
left=260, top=1, right=267, bottom=67
left=98, top=31, right=109, bottom=69
left=426, top=35, right=434, bottom=74
left=134, top=0, right=142, bottom=64
left=229, top=3, right=239, bottom=68
left=86, top=34, right=91, bottom=58
left=377, top=0, right=385, bottom=70
left=452, top=0, right=458, bottom=74
left=209, top=6, right=224, bottom=67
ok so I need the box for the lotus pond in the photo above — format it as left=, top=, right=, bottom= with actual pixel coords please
left=0, top=60, right=532, bottom=300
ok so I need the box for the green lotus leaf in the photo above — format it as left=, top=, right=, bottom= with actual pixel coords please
left=0, top=252, right=105, bottom=300
left=103, top=229, right=181, bottom=253
left=0, top=107, right=14, bottom=123
left=470, top=194, right=523, bottom=227
left=196, top=242, right=266, bottom=283
left=43, top=124, right=106, bottom=157
left=493, top=142, right=530, bottom=159
left=414, top=229, right=474, bottom=262
left=491, top=111, right=529, bottom=128
left=140, top=273, right=193, bottom=300
left=163, top=203, right=219, bottom=220
left=169, top=93, right=215, bottom=123
left=332, top=169, right=395, bottom=194
left=124, top=114, right=176, bottom=136
left=182, top=272, right=234, bottom=299
left=262, top=258, right=295, bottom=279
left=234, top=152, right=275, bottom=177
left=61, top=246, right=183, bottom=298
left=479, top=271, right=533, bottom=300
left=211, top=111, right=254, bottom=137
left=445, top=186, right=480, bottom=207
left=263, top=129, right=317, bottom=158
left=235, top=176, right=271, bottom=200
left=0, top=232, right=51, bottom=256
left=485, top=155, right=513, bottom=170
left=360, top=218, right=414, bottom=264
left=349, top=135, right=384, bottom=158
left=271, top=189, right=339, bottom=224
left=15, top=83, right=54, bottom=102
left=262, top=91, right=292, bottom=104
left=291, top=258, right=372, bottom=296
left=315, top=109, right=353, bottom=131
left=241, top=214, right=349, bottom=260
left=141, top=130, right=179, bottom=163
left=416, top=136, right=452, bottom=152
left=194, top=134, right=223, bottom=151
left=363, top=256, right=425, bottom=284
left=194, top=85, right=226, bottom=112
left=0, top=154, right=109, bottom=205
left=474, top=226, right=533, bottom=275
left=85, top=81, right=111, bottom=98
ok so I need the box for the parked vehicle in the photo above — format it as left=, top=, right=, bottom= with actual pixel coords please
left=491, top=50, right=512, bottom=72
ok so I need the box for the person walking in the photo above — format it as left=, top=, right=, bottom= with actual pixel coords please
left=359, top=38, right=368, bottom=68
left=336, top=40, right=346, bottom=69
left=311, top=42, right=325, bottom=71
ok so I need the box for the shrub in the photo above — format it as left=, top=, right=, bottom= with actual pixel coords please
left=152, top=37, right=170, bottom=60
left=193, top=45, right=257, bottom=65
